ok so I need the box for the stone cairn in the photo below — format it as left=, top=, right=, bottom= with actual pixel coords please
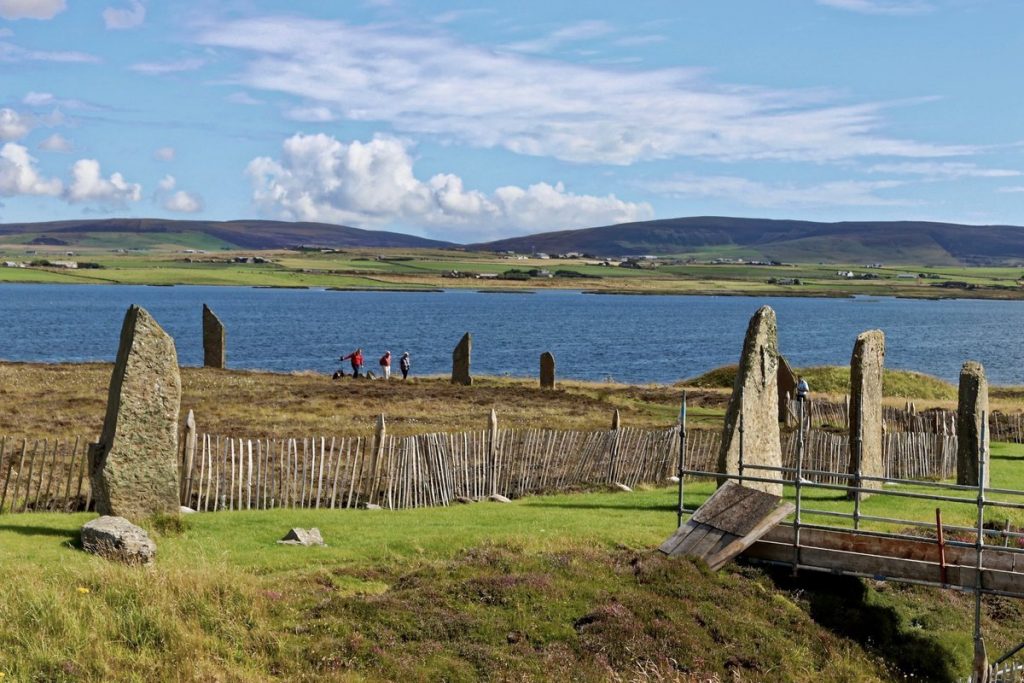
left=957, top=361, right=990, bottom=488
left=540, top=351, right=555, bottom=389
left=848, top=330, right=885, bottom=499
left=202, top=303, right=226, bottom=369
left=452, top=332, right=473, bottom=386
left=717, top=306, right=783, bottom=496
left=88, top=305, right=182, bottom=521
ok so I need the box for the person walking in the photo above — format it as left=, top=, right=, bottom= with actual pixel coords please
left=399, top=351, right=411, bottom=380
left=342, top=348, right=364, bottom=378
left=379, top=350, right=392, bottom=380
left=796, top=375, right=810, bottom=401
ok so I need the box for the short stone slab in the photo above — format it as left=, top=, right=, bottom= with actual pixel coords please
left=454, top=496, right=475, bottom=504
left=278, top=528, right=325, bottom=546
left=488, top=494, right=512, bottom=503
left=81, top=516, right=157, bottom=565
left=361, top=502, right=383, bottom=511
left=613, top=483, right=633, bottom=492
left=179, top=506, right=196, bottom=514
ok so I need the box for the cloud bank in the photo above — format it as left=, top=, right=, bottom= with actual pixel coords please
left=247, top=134, right=652, bottom=238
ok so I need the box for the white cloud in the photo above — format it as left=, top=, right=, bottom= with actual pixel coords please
left=284, top=106, right=336, bottom=122
left=648, top=175, right=911, bottom=208
left=130, top=57, right=205, bottom=75
left=0, top=108, right=29, bottom=141
left=868, top=161, right=1020, bottom=179
left=154, top=146, right=175, bottom=161
left=22, top=91, right=53, bottom=106
left=997, top=186, right=1024, bottom=194
left=38, top=133, right=72, bottom=152
left=246, top=133, right=652, bottom=238
left=0, top=41, right=98, bottom=63
left=227, top=91, right=264, bottom=106
left=66, top=159, right=141, bottom=204
left=504, top=20, right=614, bottom=54
left=815, top=0, right=933, bottom=15
left=155, top=175, right=202, bottom=213
left=103, top=0, right=145, bottom=29
left=0, top=143, right=62, bottom=196
left=0, top=0, right=66, bottom=20
left=197, top=16, right=971, bottom=166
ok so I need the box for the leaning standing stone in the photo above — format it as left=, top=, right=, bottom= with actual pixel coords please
left=452, top=332, right=473, bottom=386
left=717, top=306, right=783, bottom=495
left=957, top=361, right=990, bottom=487
left=202, top=304, right=226, bottom=369
left=540, top=351, right=555, bottom=389
left=848, top=330, right=885, bottom=499
left=81, top=515, right=157, bottom=565
left=88, top=305, right=182, bottom=521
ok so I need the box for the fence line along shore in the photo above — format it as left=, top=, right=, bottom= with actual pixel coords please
left=0, top=402, right=994, bottom=513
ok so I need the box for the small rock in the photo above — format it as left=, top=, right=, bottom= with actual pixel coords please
left=179, top=506, right=196, bottom=514
left=81, top=516, right=157, bottom=565
left=277, top=528, right=325, bottom=546
left=361, top=502, right=383, bottom=510
left=667, top=475, right=680, bottom=483
left=454, top=496, right=474, bottom=504
left=488, top=494, right=512, bottom=503
left=613, top=483, right=633, bottom=492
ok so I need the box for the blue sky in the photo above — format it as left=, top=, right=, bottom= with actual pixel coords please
left=1, top=0, right=1022, bottom=241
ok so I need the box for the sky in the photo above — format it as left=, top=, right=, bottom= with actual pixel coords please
left=1, top=0, right=1023, bottom=242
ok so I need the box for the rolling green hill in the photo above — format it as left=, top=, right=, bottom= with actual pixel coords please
left=0, top=218, right=454, bottom=250
left=472, top=216, right=1024, bottom=265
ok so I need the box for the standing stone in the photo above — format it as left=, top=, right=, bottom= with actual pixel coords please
left=451, top=332, right=473, bottom=386
left=88, top=305, right=182, bottom=521
left=540, top=352, right=556, bottom=389
left=848, top=330, right=885, bottom=499
left=777, top=354, right=798, bottom=424
left=957, top=361, right=990, bottom=488
left=202, top=304, right=226, bottom=369
left=717, top=306, right=783, bottom=495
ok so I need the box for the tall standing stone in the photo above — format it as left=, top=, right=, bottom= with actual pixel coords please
left=848, top=330, right=885, bottom=499
left=540, top=352, right=556, bottom=389
left=88, top=305, right=182, bottom=521
left=777, top=354, right=798, bottom=424
left=451, top=332, right=473, bottom=386
left=202, top=304, right=226, bottom=369
left=717, top=306, right=783, bottom=495
left=957, top=361, right=990, bottom=488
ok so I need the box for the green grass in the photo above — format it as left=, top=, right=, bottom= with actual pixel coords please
left=683, top=364, right=957, bottom=400
left=3, top=443, right=1024, bottom=681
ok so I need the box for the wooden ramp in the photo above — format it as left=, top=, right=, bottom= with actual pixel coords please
left=744, top=526, right=1024, bottom=597
left=659, top=481, right=795, bottom=570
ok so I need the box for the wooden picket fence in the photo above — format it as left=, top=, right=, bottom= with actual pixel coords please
left=0, top=423, right=964, bottom=514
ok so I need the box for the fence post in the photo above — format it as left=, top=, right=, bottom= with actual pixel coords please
left=370, top=414, right=387, bottom=505
left=181, top=410, right=197, bottom=506
left=973, top=411, right=988, bottom=676
left=793, top=396, right=805, bottom=574
left=608, top=409, right=621, bottom=484
left=488, top=409, right=498, bottom=496
left=677, top=392, right=687, bottom=528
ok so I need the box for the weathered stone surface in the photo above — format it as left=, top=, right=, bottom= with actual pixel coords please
left=455, top=495, right=474, bottom=504
left=451, top=332, right=473, bottom=386
left=488, top=493, right=512, bottom=503
left=717, top=306, right=783, bottom=495
left=361, top=502, right=383, bottom=510
left=777, top=354, right=798, bottom=423
left=540, top=351, right=556, bottom=389
left=202, top=304, right=226, bottom=369
left=957, top=361, right=990, bottom=487
left=278, top=528, right=325, bottom=546
left=81, top=515, right=157, bottom=565
left=848, top=330, right=885, bottom=499
left=88, top=305, right=182, bottom=521
left=613, top=483, right=633, bottom=492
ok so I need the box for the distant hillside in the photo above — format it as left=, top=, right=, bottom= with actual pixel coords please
left=471, top=217, right=1024, bottom=265
left=0, top=218, right=453, bottom=250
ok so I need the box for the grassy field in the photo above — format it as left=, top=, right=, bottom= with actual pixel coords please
left=2, top=243, right=1023, bottom=299
left=5, top=477, right=1024, bottom=682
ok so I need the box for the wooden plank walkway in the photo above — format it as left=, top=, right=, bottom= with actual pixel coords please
left=659, top=481, right=794, bottom=570
left=744, top=526, right=1024, bottom=597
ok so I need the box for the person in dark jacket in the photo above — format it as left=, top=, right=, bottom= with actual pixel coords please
left=342, top=348, right=364, bottom=378
left=399, top=351, right=411, bottom=380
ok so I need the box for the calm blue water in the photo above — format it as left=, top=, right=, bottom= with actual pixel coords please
left=1, top=284, right=1022, bottom=385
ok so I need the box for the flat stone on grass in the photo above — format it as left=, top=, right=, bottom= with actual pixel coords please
left=81, top=515, right=157, bottom=565
left=278, top=528, right=326, bottom=546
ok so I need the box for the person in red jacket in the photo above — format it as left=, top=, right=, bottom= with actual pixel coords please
left=379, top=350, right=392, bottom=380
left=341, top=348, right=364, bottom=378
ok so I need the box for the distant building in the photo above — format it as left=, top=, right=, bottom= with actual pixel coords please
left=49, top=260, right=78, bottom=269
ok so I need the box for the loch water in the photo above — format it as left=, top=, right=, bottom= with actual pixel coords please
left=2, top=284, right=1023, bottom=385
